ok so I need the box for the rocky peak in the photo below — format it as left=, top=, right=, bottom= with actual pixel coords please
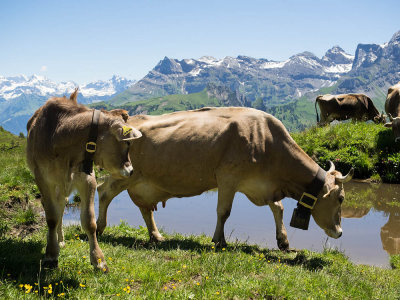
left=206, top=83, right=250, bottom=107
left=322, top=46, right=354, bottom=65
left=154, top=57, right=183, bottom=75
left=353, top=43, right=383, bottom=69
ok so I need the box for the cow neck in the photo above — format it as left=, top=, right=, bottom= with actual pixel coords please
left=81, top=109, right=101, bottom=175
left=288, top=166, right=326, bottom=230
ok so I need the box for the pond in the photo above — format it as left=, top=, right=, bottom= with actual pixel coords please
left=64, top=181, right=400, bottom=268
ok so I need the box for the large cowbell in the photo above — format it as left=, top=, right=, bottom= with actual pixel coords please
left=290, top=204, right=312, bottom=230
left=290, top=192, right=317, bottom=230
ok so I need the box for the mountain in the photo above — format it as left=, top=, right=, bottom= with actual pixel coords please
left=0, top=75, right=135, bottom=134
left=109, top=47, right=354, bottom=106
left=92, top=83, right=251, bottom=116
left=326, top=31, right=400, bottom=110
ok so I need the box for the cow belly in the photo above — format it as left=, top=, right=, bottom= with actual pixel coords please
left=238, top=178, right=278, bottom=206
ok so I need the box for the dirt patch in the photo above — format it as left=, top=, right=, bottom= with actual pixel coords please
left=0, top=195, right=44, bottom=238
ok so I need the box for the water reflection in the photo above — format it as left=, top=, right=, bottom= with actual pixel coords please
left=63, top=181, right=400, bottom=267
left=342, top=181, right=400, bottom=256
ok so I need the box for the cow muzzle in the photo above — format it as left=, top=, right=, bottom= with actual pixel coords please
left=324, top=227, right=342, bottom=239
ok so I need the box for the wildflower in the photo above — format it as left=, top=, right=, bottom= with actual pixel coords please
left=80, top=283, right=86, bottom=287
left=48, top=289, right=53, bottom=294
left=173, top=286, right=176, bottom=289
left=211, top=246, right=215, bottom=249
left=125, top=279, right=129, bottom=282
left=55, top=282, right=58, bottom=285
left=206, top=276, right=209, bottom=279
left=77, top=271, right=81, bottom=275
left=108, top=257, right=112, bottom=260
left=183, top=265, right=186, bottom=269
left=35, top=291, right=38, bottom=294
left=164, top=286, right=168, bottom=290
left=19, top=284, right=23, bottom=288
left=196, top=282, right=200, bottom=286
left=34, top=283, right=38, bottom=285
left=58, top=293, right=65, bottom=297
left=116, top=293, right=120, bottom=296
left=98, top=258, right=102, bottom=263
left=130, top=280, right=134, bottom=282
left=103, top=268, right=107, bottom=272
left=222, top=248, right=226, bottom=251
left=216, top=291, right=220, bottom=295
left=82, top=256, right=86, bottom=259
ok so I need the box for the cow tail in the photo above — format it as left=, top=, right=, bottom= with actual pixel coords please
left=315, top=99, right=320, bottom=123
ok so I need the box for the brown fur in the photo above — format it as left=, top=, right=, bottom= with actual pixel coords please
left=26, top=91, right=141, bottom=271
left=315, top=93, right=384, bottom=125
left=96, top=107, right=353, bottom=249
left=384, top=82, right=400, bottom=141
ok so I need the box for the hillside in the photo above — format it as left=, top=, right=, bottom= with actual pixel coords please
left=0, top=128, right=42, bottom=238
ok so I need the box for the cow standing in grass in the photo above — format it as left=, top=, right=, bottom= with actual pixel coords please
left=315, top=94, right=385, bottom=126
left=384, top=82, right=400, bottom=141
left=96, top=107, right=353, bottom=250
left=26, top=89, right=142, bottom=271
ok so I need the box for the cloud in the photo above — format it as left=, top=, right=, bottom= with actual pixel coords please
left=40, top=65, right=47, bottom=72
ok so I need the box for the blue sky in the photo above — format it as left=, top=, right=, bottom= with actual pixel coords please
left=1, top=0, right=399, bottom=83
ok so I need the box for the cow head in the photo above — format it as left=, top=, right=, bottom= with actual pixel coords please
left=311, top=162, right=353, bottom=238
left=373, top=112, right=386, bottom=124
left=384, top=114, right=400, bottom=142
left=95, top=120, right=142, bottom=178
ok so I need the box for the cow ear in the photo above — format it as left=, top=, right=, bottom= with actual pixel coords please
left=384, top=122, right=393, bottom=128
left=111, top=122, right=142, bottom=141
left=70, top=88, right=79, bottom=103
left=108, top=109, right=129, bottom=122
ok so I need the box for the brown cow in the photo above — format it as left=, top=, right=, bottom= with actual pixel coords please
left=315, top=94, right=385, bottom=126
left=27, top=89, right=142, bottom=271
left=384, top=82, right=400, bottom=141
left=96, top=107, right=353, bottom=250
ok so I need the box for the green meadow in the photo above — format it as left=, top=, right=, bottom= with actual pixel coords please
left=1, top=123, right=400, bottom=299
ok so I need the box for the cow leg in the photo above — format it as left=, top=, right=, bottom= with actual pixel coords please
left=269, top=200, right=289, bottom=251
left=212, top=186, right=235, bottom=247
left=138, top=207, right=164, bottom=242
left=34, top=170, right=64, bottom=268
left=57, top=200, right=67, bottom=248
left=96, top=176, right=129, bottom=235
left=74, top=172, right=108, bottom=272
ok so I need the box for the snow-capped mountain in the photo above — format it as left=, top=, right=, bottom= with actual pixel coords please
left=0, top=75, right=135, bottom=134
left=0, top=75, right=135, bottom=103
left=110, top=46, right=354, bottom=106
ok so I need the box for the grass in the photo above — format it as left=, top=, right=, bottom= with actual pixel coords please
left=0, top=126, right=41, bottom=238
left=2, top=122, right=400, bottom=298
left=292, top=122, right=400, bottom=182
left=0, top=223, right=399, bottom=299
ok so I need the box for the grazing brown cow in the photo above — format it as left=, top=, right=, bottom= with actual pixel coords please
left=315, top=94, right=385, bottom=125
left=96, top=107, right=353, bottom=250
left=384, top=82, right=400, bottom=141
left=26, top=89, right=142, bottom=271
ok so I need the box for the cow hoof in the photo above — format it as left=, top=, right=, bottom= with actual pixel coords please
left=212, top=239, right=227, bottom=248
left=150, top=234, right=165, bottom=243
left=42, top=258, right=58, bottom=269
left=94, top=261, right=109, bottom=273
left=277, top=240, right=290, bottom=252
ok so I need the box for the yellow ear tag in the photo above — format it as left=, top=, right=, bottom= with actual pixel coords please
left=122, top=126, right=133, bottom=136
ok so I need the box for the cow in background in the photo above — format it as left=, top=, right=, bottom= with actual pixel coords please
left=384, top=82, right=400, bottom=141
left=315, top=94, right=385, bottom=126
left=27, top=89, right=142, bottom=271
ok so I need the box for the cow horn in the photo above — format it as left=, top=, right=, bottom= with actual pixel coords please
left=388, top=113, right=394, bottom=121
left=336, top=168, right=354, bottom=183
left=327, top=160, right=335, bottom=173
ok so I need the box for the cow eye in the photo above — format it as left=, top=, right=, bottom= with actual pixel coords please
left=338, top=196, right=344, bottom=204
